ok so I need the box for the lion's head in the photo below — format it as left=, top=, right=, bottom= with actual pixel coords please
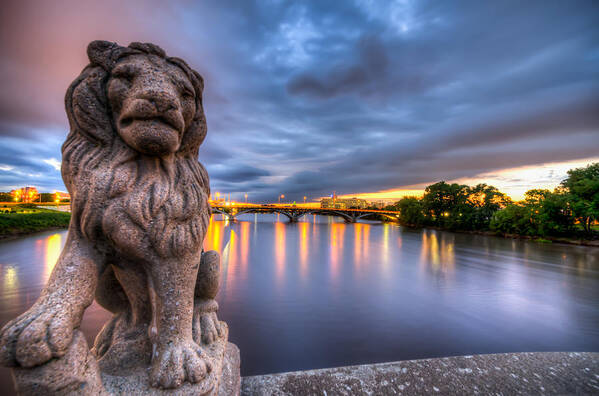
left=62, top=41, right=210, bottom=255
left=107, top=49, right=198, bottom=155
left=64, top=41, right=206, bottom=161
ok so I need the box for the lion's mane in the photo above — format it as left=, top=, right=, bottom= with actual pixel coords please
left=62, top=41, right=210, bottom=259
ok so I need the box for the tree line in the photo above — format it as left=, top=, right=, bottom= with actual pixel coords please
left=386, top=163, right=599, bottom=239
left=0, top=192, right=68, bottom=203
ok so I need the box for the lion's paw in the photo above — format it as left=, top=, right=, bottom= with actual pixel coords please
left=199, top=312, right=224, bottom=345
left=150, top=341, right=211, bottom=389
left=0, top=303, right=73, bottom=367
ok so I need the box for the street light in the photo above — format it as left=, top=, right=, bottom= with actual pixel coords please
left=303, top=196, right=307, bottom=204
left=244, top=193, right=248, bottom=204
left=279, top=194, right=285, bottom=204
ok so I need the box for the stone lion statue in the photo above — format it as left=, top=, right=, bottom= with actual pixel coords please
left=0, top=41, right=227, bottom=391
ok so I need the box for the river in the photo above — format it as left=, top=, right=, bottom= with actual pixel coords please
left=1, top=214, right=598, bottom=392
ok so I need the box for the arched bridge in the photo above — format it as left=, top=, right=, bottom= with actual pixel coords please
left=210, top=204, right=399, bottom=223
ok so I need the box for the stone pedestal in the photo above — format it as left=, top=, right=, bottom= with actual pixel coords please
left=12, top=328, right=240, bottom=396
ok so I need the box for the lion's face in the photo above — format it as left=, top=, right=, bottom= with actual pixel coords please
left=107, top=54, right=197, bottom=156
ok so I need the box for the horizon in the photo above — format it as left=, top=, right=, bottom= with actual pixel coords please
left=5, top=156, right=597, bottom=205
left=1, top=1, right=598, bottom=202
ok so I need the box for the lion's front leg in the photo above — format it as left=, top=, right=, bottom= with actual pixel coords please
left=193, top=250, right=224, bottom=345
left=147, top=256, right=211, bottom=389
left=0, top=232, right=104, bottom=367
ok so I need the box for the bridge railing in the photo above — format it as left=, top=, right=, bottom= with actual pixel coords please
left=210, top=204, right=398, bottom=214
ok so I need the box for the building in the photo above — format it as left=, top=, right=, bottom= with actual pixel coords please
left=54, top=191, right=71, bottom=201
left=11, top=187, right=39, bottom=203
left=369, top=200, right=393, bottom=209
left=321, top=193, right=368, bottom=209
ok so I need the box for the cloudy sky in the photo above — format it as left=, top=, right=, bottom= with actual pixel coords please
left=0, top=0, right=598, bottom=202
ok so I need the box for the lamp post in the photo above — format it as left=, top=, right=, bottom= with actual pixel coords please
left=303, top=196, right=307, bottom=204
left=244, top=193, right=248, bottom=204
left=279, top=194, right=285, bottom=204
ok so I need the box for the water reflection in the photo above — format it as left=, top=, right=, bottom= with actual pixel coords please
left=240, top=221, right=250, bottom=273
left=0, top=220, right=598, bottom=388
left=420, top=230, right=455, bottom=275
left=44, top=233, right=62, bottom=281
left=299, top=222, right=309, bottom=280
left=330, top=223, right=347, bottom=280
left=275, top=221, right=286, bottom=286
left=2, top=266, right=18, bottom=295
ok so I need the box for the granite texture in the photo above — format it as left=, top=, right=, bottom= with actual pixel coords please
left=242, top=352, right=599, bottom=395
left=0, top=40, right=240, bottom=394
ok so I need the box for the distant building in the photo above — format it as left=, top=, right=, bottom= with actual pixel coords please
left=55, top=191, right=70, bottom=201
left=321, top=193, right=368, bottom=209
left=368, top=200, right=395, bottom=209
left=11, top=187, right=39, bottom=203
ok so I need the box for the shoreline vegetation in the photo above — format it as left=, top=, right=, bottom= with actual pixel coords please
left=0, top=208, right=597, bottom=248
left=380, top=162, right=599, bottom=246
left=0, top=205, right=71, bottom=239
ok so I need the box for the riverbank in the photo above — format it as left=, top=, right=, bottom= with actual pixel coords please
left=1, top=212, right=597, bottom=247
left=404, top=224, right=599, bottom=248
left=0, top=212, right=71, bottom=239
left=241, top=352, right=599, bottom=395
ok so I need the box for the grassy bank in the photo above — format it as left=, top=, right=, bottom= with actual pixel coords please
left=0, top=211, right=71, bottom=238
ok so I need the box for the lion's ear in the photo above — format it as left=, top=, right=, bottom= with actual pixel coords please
left=87, top=40, right=138, bottom=72
left=87, top=41, right=118, bottom=69
left=192, top=70, right=204, bottom=93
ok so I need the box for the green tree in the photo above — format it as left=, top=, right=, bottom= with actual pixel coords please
left=490, top=203, right=533, bottom=235
left=491, top=189, right=575, bottom=237
left=397, top=197, right=425, bottom=226
left=422, top=181, right=470, bottom=229
left=466, top=184, right=511, bottom=230
left=39, top=193, right=55, bottom=203
left=560, top=162, right=599, bottom=233
left=525, top=190, right=574, bottom=236
left=0, top=192, right=13, bottom=202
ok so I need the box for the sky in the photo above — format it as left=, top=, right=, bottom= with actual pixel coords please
left=0, top=0, right=598, bottom=202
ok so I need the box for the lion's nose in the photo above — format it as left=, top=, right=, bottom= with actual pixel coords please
left=139, top=90, right=179, bottom=114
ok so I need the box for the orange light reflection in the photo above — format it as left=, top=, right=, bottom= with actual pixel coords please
left=275, top=221, right=286, bottom=285
left=44, top=233, right=62, bottom=282
left=299, top=222, right=309, bottom=280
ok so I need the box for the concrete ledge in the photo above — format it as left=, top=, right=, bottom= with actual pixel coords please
left=241, top=352, right=599, bottom=395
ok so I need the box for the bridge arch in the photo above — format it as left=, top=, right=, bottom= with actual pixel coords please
left=355, top=212, right=399, bottom=222
left=211, top=207, right=232, bottom=218
left=301, top=209, right=354, bottom=223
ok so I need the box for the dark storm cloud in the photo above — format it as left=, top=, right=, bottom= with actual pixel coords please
left=287, top=35, right=390, bottom=98
left=208, top=164, right=271, bottom=183
left=0, top=0, right=598, bottom=200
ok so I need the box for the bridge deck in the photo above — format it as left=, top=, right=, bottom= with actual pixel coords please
left=210, top=204, right=398, bottom=223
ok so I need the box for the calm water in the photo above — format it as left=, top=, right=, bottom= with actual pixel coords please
left=1, top=215, right=598, bottom=391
